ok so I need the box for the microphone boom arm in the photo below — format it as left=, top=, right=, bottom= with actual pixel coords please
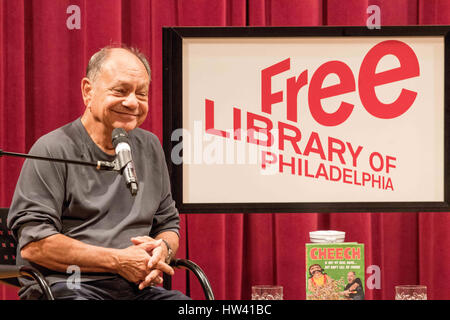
left=0, top=149, right=119, bottom=172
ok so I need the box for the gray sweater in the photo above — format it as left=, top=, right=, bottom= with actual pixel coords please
left=7, top=118, right=179, bottom=293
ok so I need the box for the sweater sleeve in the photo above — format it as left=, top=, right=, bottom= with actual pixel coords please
left=149, top=136, right=180, bottom=238
left=7, top=135, right=66, bottom=251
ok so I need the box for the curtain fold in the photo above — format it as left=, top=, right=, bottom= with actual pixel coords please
left=419, top=0, right=450, bottom=24
left=418, top=212, right=450, bottom=294
left=248, top=0, right=323, bottom=26
left=0, top=0, right=449, bottom=300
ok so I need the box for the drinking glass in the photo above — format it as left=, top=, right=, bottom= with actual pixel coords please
left=395, top=285, right=427, bottom=300
left=251, top=285, right=283, bottom=300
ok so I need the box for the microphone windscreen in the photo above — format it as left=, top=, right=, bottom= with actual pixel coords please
left=112, top=128, right=129, bottom=148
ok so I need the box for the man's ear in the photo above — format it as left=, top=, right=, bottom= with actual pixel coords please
left=81, top=77, right=93, bottom=107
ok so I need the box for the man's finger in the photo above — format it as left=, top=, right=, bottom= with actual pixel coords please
left=138, top=276, right=163, bottom=291
left=144, top=246, right=162, bottom=271
left=156, top=260, right=175, bottom=276
left=149, top=246, right=164, bottom=265
left=139, top=269, right=161, bottom=290
left=145, top=251, right=174, bottom=276
left=153, top=275, right=163, bottom=285
left=137, top=239, right=162, bottom=253
left=147, top=258, right=174, bottom=275
left=131, top=236, right=157, bottom=245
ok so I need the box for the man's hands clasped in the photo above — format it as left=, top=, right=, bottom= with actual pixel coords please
left=115, top=236, right=174, bottom=290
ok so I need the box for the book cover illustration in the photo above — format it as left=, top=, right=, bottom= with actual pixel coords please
left=306, top=243, right=365, bottom=300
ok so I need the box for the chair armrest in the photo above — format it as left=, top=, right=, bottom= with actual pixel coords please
left=170, top=258, right=214, bottom=300
left=0, top=265, right=22, bottom=279
left=0, top=265, right=55, bottom=300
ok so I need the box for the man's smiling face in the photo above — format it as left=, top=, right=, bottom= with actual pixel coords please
left=84, top=48, right=150, bottom=132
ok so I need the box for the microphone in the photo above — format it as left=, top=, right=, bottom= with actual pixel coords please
left=112, top=128, right=138, bottom=196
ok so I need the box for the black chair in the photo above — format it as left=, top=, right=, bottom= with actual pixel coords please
left=0, top=208, right=214, bottom=300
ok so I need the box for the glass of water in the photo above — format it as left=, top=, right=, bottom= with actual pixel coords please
left=395, top=285, right=427, bottom=300
left=251, top=285, right=283, bottom=300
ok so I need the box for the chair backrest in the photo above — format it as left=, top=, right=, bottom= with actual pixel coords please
left=0, top=208, right=17, bottom=266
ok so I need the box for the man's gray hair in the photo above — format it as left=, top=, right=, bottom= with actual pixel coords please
left=86, top=44, right=151, bottom=81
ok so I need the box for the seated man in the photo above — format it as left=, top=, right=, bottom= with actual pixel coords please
left=7, top=45, right=189, bottom=300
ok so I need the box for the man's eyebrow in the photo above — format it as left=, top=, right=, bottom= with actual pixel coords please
left=136, top=83, right=149, bottom=90
left=109, top=80, right=149, bottom=88
left=109, top=80, right=130, bottom=87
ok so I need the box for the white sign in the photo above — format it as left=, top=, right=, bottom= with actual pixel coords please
left=167, top=31, right=446, bottom=208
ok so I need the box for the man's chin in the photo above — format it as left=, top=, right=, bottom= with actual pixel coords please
left=111, top=122, right=139, bottom=132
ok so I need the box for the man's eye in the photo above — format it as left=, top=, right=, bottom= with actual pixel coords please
left=137, top=92, right=148, bottom=97
left=113, top=88, right=126, bottom=94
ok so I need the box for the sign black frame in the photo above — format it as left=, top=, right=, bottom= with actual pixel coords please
left=163, top=25, right=450, bottom=213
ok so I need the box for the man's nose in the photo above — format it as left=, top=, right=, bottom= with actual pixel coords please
left=122, top=92, right=139, bottom=109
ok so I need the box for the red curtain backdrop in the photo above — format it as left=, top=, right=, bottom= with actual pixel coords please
left=1, top=0, right=449, bottom=300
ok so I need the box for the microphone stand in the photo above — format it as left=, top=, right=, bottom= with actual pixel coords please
left=0, top=149, right=119, bottom=172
